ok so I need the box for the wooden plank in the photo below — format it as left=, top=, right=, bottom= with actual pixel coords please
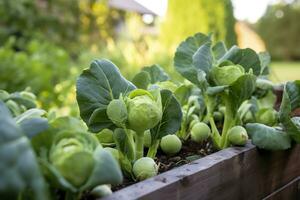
left=103, top=143, right=300, bottom=200
left=263, top=177, right=299, bottom=200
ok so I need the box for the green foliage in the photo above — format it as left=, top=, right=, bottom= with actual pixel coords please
left=76, top=59, right=136, bottom=132
left=32, top=117, right=123, bottom=193
left=0, top=39, right=73, bottom=109
left=257, top=3, right=300, bottom=60
left=160, top=0, right=236, bottom=49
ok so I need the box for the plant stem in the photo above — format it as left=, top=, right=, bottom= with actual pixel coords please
left=147, top=139, right=160, bottom=158
left=220, top=94, right=235, bottom=148
left=123, top=127, right=136, bottom=161
left=135, top=131, right=144, bottom=159
left=209, top=116, right=221, bottom=149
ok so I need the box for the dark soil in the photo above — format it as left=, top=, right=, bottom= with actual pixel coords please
left=112, top=139, right=216, bottom=192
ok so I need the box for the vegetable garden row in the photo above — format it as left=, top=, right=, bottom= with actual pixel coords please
left=1, top=32, right=300, bottom=200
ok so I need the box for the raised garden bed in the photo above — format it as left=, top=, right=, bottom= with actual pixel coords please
left=104, top=143, right=300, bottom=200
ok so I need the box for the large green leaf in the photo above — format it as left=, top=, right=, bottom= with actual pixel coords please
left=76, top=59, right=136, bottom=132
left=220, top=47, right=261, bottom=76
left=246, top=123, right=291, bottom=150
left=150, top=90, right=182, bottom=141
left=142, top=64, right=169, bottom=84
left=0, top=101, right=48, bottom=199
left=174, top=33, right=211, bottom=84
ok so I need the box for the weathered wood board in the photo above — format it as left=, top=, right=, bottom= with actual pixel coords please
left=104, top=142, right=300, bottom=200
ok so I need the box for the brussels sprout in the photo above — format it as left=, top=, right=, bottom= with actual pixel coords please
left=127, top=89, right=162, bottom=132
left=90, top=185, right=112, bottom=198
left=0, top=90, right=9, bottom=101
left=39, top=126, right=123, bottom=191
left=190, top=122, right=211, bottom=143
left=228, top=126, right=248, bottom=146
left=132, top=157, right=158, bottom=181
left=144, top=130, right=152, bottom=148
left=160, top=135, right=182, bottom=155
left=106, top=98, right=127, bottom=127
left=49, top=132, right=98, bottom=187
left=96, top=129, right=114, bottom=146
left=256, top=108, right=278, bottom=126
left=212, top=64, right=245, bottom=86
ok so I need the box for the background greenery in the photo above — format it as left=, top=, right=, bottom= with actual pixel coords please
left=0, top=0, right=299, bottom=115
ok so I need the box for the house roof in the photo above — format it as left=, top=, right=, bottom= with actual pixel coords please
left=108, top=0, right=167, bottom=16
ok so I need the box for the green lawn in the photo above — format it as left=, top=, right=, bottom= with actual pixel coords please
left=269, top=62, right=300, bottom=83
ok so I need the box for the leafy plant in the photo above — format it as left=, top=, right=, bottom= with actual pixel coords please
left=31, top=117, right=123, bottom=198
left=174, top=33, right=264, bottom=149
left=76, top=59, right=182, bottom=180
left=0, top=101, right=48, bottom=199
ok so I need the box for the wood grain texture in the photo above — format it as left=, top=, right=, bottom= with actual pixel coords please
left=104, top=142, right=300, bottom=200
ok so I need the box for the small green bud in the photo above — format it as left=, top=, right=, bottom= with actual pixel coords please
left=133, top=157, right=158, bottom=181
left=190, top=122, right=211, bottom=143
left=228, top=126, right=248, bottom=146
left=106, top=98, right=127, bottom=127
left=160, top=135, right=182, bottom=155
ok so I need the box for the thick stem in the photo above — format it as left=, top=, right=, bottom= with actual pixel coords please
left=220, top=95, right=235, bottom=148
left=147, top=139, right=160, bottom=158
left=135, top=131, right=144, bottom=159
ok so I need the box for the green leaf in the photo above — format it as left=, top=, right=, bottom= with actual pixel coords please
left=174, top=84, right=193, bottom=105
left=0, top=101, right=48, bottom=199
left=15, top=108, right=46, bottom=123
left=76, top=59, right=136, bottom=132
left=221, top=47, right=261, bottom=76
left=258, top=52, right=271, bottom=75
left=246, top=123, right=291, bottom=150
left=212, top=41, right=227, bottom=60
left=206, top=86, right=228, bottom=96
left=9, top=92, right=36, bottom=109
left=150, top=90, right=182, bottom=141
left=279, top=81, right=300, bottom=142
left=142, top=64, right=169, bottom=84
left=192, top=42, right=213, bottom=74
left=174, top=33, right=211, bottom=84
left=228, top=74, right=256, bottom=113
left=19, top=118, right=48, bottom=139
left=81, top=147, right=123, bottom=191
left=131, top=71, right=151, bottom=89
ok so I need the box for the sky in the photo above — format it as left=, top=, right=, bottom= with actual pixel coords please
left=232, top=0, right=292, bottom=23
left=136, top=0, right=293, bottom=23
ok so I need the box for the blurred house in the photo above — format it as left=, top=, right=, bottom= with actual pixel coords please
left=109, top=0, right=168, bottom=36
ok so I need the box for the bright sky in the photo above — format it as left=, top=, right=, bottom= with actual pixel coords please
left=232, top=0, right=291, bottom=23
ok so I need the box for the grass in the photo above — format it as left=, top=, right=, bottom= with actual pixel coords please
left=269, top=61, right=300, bottom=83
